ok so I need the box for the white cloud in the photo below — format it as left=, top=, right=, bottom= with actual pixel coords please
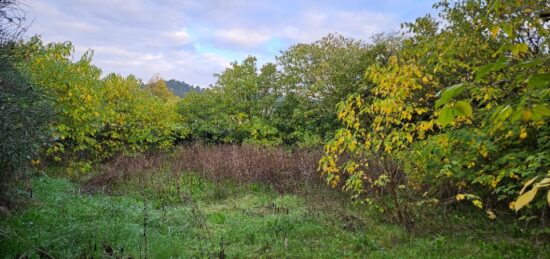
left=166, top=29, right=192, bottom=45
left=215, top=28, right=271, bottom=48
left=78, top=45, right=229, bottom=86
left=25, top=0, right=423, bottom=86
left=281, top=10, right=398, bottom=43
left=54, top=21, right=100, bottom=32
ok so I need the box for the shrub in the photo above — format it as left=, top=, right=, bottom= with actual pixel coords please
left=0, top=1, right=53, bottom=187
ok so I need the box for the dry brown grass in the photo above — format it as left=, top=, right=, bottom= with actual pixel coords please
left=86, top=143, right=323, bottom=195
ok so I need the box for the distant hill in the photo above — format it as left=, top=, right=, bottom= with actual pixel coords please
left=165, top=79, right=202, bottom=97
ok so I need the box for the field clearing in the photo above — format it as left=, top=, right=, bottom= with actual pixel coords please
left=1, top=165, right=546, bottom=258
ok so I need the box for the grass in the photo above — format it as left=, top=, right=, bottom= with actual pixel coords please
left=1, top=169, right=548, bottom=258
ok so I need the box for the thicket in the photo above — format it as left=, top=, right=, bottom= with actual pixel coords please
left=20, top=38, right=186, bottom=173
left=0, top=0, right=53, bottom=191
left=319, top=0, right=550, bottom=226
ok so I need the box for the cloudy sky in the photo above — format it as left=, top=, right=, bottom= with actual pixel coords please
left=26, top=0, right=436, bottom=87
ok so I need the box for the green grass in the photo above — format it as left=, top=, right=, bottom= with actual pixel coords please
left=1, top=171, right=548, bottom=258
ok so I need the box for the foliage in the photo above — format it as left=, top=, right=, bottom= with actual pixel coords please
left=0, top=0, right=53, bottom=185
left=1, top=172, right=547, bottom=258
left=179, top=34, right=394, bottom=147
left=275, top=33, right=384, bottom=145
left=2, top=0, right=548, bottom=239
left=22, top=37, right=183, bottom=172
left=24, top=38, right=104, bottom=171
left=320, top=0, right=550, bottom=222
left=99, top=73, right=184, bottom=156
left=178, top=56, right=282, bottom=145
left=0, top=46, right=53, bottom=184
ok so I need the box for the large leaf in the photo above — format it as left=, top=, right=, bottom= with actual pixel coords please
left=517, top=58, right=545, bottom=68
left=475, top=56, right=508, bottom=81
left=534, top=177, right=550, bottom=188
left=519, top=176, right=538, bottom=195
left=455, top=101, right=473, bottom=117
left=435, top=84, right=465, bottom=108
left=527, top=73, right=550, bottom=89
left=511, top=43, right=528, bottom=55
left=514, top=188, right=538, bottom=212
left=438, top=106, right=455, bottom=127
left=493, top=105, right=513, bottom=122
left=532, top=104, right=550, bottom=117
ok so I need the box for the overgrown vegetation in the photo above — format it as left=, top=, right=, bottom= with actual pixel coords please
left=0, top=0, right=53, bottom=206
left=2, top=153, right=548, bottom=257
left=320, top=0, right=550, bottom=227
left=1, top=0, right=549, bottom=257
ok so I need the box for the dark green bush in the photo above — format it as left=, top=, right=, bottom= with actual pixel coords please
left=0, top=0, right=53, bottom=187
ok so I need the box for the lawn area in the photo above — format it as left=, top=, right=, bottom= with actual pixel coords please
left=1, top=169, right=547, bottom=258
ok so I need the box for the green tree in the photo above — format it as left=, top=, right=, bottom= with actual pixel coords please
left=24, top=37, right=103, bottom=172
left=276, top=33, right=388, bottom=145
left=320, top=0, right=549, bottom=222
left=178, top=56, right=281, bottom=145
left=100, top=73, right=183, bottom=155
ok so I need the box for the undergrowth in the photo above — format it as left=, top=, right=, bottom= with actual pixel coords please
left=1, top=164, right=548, bottom=258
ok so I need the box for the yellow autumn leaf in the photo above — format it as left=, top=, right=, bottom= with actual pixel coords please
left=491, top=178, right=498, bottom=188
left=479, top=147, right=488, bottom=158
left=456, top=194, right=465, bottom=201
left=486, top=210, right=496, bottom=219
left=505, top=130, right=513, bottom=138
left=472, top=199, right=483, bottom=209
left=535, top=177, right=550, bottom=188
left=522, top=110, right=532, bottom=121
left=514, top=188, right=538, bottom=211
left=519, top=176, right=538, bottom=195
left=519, top=128, right=527, bottom=139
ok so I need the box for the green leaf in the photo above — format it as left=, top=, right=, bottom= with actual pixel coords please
left=475, top=63, right=494, bottom=81
left=532, top=104, right=550, bottom=118
left=493, top=105, right=513, bottom=122
left=475, top=56, right=508, bottom=80
left=435, top=84, right=465, bottom=108
left=527, top=73, right=550, bottom=89
left=438, top=106, right=455, bottom=127
left=510, top=109, right=522, bottom=123
left=455, top=101, right=473, bottom=117
left=503, top=24, right=514, bottom=37
left=511, top=43, right=528, bottom=55
left=517, top=58, right=545, bottom=68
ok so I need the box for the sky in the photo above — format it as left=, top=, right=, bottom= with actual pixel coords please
left=25, top=0, right=437, bottom=87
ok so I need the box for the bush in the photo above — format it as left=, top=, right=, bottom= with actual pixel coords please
left=0, top=1, right=53, bottom=186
